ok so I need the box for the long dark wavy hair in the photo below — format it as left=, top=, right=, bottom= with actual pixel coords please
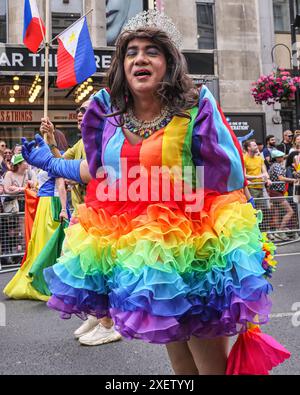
left=105, top=27, right=199, bottom=122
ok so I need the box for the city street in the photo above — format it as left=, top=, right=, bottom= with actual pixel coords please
left=0, top=244, right=299, bottom=376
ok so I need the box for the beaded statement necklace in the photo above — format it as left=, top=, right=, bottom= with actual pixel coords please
left=123, top=107, right=172, bottom=139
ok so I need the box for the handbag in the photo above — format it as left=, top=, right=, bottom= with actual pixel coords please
left=262, top=187, right=271, bottom=209
left=2, top=173, right=26, bottom=213
left=293, top=182, right=300, bottom=204
left=3, top=197, right=19, bottom=213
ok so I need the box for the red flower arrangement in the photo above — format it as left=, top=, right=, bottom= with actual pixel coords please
left=251, top=68, right=300, bottom=105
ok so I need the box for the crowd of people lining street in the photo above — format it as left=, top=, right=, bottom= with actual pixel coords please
left=243, top=129, right=300, bottom=241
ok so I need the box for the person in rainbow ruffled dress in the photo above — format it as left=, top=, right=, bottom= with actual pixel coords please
left=21, top=10, right=290, bottom=375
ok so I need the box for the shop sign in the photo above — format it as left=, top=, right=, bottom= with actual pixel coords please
left=0, top=45, right=214, bottom=76
left=225, top=113, right=266, bottom=144
left=0, top=109, right=77, bottom=123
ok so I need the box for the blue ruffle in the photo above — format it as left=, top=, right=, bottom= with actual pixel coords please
left=45, top=247, right=272, bottom=324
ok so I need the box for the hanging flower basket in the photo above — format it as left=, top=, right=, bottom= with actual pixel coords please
left=251, top=68, right=300, bottom=105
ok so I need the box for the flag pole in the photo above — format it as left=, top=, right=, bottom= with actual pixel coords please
left=44, top=0, right=50, bottom=119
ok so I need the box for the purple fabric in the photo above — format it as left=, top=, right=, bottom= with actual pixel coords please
left=47, top=295, right=109, bottom=320
left=109, top=300, right=271, bottom=344
left=81, top=89, right=111, bottom=178
left=192, top=98, right=231, bottom=192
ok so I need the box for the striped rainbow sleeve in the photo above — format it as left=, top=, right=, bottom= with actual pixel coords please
left=81, top=88, right=111, bottom=178
left=192, top=85, right=246, bottom=193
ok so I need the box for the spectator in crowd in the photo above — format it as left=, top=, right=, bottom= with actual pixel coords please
left=244, top=140, right=271, bottom=200
left=2, top=154, right=37, bottom=260
left=53, top=129, right=69, bottom=152
left=3, top=154, right=37, bottom=211
left=286, top=147, right=300, bottom=196
left=256, top=141, right=265, bottom=158
left=0, top=140, right=9, bottom=179
left=263, top=135, right=277, bottom=169
left=293, top=145, right=300, bottom=172
left=268, top=150, right=298, bottom=240
left=3, top=148, right=13, bottom=171
left=244, top=140, right=272, bottom=234
left=12, top=144, right=22, bottom=155
left=289, top=134, right=300, bottom=154
left=277, top=130, right=294, bottom=156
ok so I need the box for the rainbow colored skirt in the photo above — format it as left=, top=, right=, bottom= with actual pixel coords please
left=44, top=179, right=276, bottom=345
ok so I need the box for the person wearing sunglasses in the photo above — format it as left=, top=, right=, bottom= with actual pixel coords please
left=3, top=149, right=13, bottom=172
left=276, top=130, right=294, bottom=157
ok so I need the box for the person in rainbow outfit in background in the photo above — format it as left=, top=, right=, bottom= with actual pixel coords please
left=3, top=169, right=69, bottom=301
left=21, top=10, right=290, bottom=375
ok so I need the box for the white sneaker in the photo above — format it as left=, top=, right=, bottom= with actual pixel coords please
left=274, top=232, right=289, bottom=241
left=74, top=316, right=100, bottom=339
left=267, top=233, right=276, bottom=241
left=78, top=323, right=122, bottom=346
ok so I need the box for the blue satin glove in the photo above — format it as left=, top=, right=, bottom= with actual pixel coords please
left=22, top=134, right=52, bottom=170
left=247, top=196, right=256, bottom=208
left=22, top=134, right=83, bottom=184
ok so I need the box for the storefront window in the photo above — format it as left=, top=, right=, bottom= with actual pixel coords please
left=197, top=2, right=215, bottom=50
left=106, top=0, right=146, bottom=46
left=0, top=0, right=7, bottom=43
left=51, top=0, right=83, bottom=40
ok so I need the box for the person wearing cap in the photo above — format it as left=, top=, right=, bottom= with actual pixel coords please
left=2, top=154, right=37, bottom=265
left=3, top=154, right=36, bottom=197
left=268, top=149, right=298, bottom=240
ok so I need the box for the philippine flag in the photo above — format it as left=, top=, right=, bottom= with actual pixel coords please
left=56, top=17, right=97, bottom=89
left=23, top=0, right=45, bottom=53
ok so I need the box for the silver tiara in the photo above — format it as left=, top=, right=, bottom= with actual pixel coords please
left=121, top=10, right=182, bottom=50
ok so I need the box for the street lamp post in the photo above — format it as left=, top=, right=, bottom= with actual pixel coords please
left=289, top=0, right=300, bottom=129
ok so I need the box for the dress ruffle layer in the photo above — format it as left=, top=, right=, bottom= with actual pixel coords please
left=44, top=186, right=276, bottom=343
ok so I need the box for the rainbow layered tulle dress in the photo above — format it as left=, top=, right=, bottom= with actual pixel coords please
left=4, top=172, right=67, bottom=301
left=44, top=87, right=289, bottom=372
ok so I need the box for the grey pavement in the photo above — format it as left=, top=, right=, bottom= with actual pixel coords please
left=0, top=244, right=300, bottom=375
